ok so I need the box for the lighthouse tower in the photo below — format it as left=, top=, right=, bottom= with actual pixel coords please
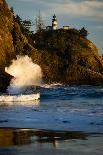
left=52, top=14, right=58, bottom=30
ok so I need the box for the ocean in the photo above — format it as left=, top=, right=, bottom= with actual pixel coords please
left=0, top=85, right=103, bottom=155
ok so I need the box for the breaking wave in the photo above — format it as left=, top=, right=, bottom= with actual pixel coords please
left=5, top=55, right=42, bottom=95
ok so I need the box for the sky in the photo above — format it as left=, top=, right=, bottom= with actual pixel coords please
left=7, top=0, right=103, bottom=54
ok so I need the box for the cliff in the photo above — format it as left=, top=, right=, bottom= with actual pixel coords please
left=0, top=0, right=14, bottom=68
left=0, top=0, right=38, bottom=92
left=33, top=30, right=103, bottom=85
left=0, top=0, right=103, bottom=92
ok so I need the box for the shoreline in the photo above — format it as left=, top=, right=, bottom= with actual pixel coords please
left=0, top=127, right=102, bottom=147
left=0, top=128, right=103, bottom=155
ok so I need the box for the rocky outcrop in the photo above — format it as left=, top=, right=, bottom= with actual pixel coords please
left=0, top=0, right=38, bottom=92
left=0, top=0, right=14, bottom=68
left=33, top=30, right=103, bottom=85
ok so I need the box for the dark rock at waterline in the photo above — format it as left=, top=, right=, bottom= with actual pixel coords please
left=62, top=120, right=71, bottom=124
left=0, top=70, right=12, bottom=93
left=0, top=120, right=8, bottom=123
left=0, top=0, right=103, bottom=90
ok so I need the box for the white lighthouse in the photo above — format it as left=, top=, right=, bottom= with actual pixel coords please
left=52, top=14, right=58, bottom=30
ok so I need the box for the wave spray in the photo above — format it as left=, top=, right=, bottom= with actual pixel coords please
left=5, top=55, right=42, bottom=95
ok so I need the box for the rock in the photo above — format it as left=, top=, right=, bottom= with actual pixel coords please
left=33, top=30, right=103, bottom=85
left=0, top=0, right=39, bottom=91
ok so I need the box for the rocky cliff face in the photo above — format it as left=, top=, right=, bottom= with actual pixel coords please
left=0, top=0, right=38, bottom=92
left=33, top=29, right=103, bottom=85
left=0, top=0, right=103, bottom=92
left=0, top=0, right=14, bottom=92
left=0, top=0, right=14, bottom=68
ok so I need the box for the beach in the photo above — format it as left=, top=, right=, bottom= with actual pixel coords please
left=0, top=128, right=103, bottom=155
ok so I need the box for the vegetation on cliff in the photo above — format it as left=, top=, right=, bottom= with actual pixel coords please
left=32, top=29, right=103, bottom=84
left=0, top=0, right=103, bottom=92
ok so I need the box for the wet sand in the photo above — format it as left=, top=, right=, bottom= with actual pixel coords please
left=0, top=128, right=103, bottom=155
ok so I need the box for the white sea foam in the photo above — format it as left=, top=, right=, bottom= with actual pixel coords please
left=0, top=55, right=42, bottom=103
left=5, top=55, right=42, bottom=95
left=0, top=93, right=40, bottom=102
left=42, top=83, right=63, bottom=88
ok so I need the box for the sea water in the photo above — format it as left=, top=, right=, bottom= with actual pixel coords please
left=0, top=85, right=103, bottom=155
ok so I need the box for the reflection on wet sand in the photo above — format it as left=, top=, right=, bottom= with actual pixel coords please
left=0, top=128, right=88, bottom=148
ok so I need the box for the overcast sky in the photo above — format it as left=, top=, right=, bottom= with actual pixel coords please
left=7, top=0, right=103, bottom=53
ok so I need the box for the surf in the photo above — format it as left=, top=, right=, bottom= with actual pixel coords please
left=0, top=55, right=42, bottom=102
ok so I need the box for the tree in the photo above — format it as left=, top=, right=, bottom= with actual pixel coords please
left=79, top=27, right=88, bottom=38
left=22, top=19, right=34, bottom=44
left=35, top=11, right=45, bottom=32
left=13, top=14, right=34, bottom=43
left=14, top=15, right=33, bottom=34
left=22, top=20, right=33, bottom=31
left=14, top=14, right=22, bottom=25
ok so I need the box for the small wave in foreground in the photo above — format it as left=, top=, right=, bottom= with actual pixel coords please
left=0, top=93, right=40, bottom=102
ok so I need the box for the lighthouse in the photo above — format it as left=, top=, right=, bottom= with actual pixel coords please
left=52, top=14, right=58, bottom=30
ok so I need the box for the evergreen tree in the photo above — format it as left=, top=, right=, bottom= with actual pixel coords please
left=79, top=27, right=88, bottom=38
left=14, top=15, right=22, bottom=25
left=22, top=20, right=33, bottom=31
left=35, top=11, right=45, bottom=32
